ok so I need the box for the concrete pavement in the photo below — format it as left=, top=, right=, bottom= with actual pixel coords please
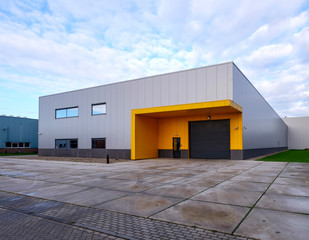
left=0, top=157, right=308, bottom=240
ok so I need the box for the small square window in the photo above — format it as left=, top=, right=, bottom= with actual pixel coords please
left=25, top=142, right=30, bottom=148
left=56, top=109, right=66, bottom=118
left=5, top=142, right=11, bottom=148
left=12, top=142, right=18, bottom=148
left=19, top=142, right=24, bottom=148
left=55, top=139, right=78, bottom=149
left=92, top=138, right=106, bottom=149
left=55, top=139, right=67, bottom=149
left=92, top=103, right=106, bottom=115
left=70, top=139, right=78, bottom=148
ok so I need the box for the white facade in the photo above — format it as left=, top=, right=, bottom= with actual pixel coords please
left=39, top=62, right=287, bottom=159
left=39, top=63, right=233, bottom=150
left=283, top=117, right=309, bottom=149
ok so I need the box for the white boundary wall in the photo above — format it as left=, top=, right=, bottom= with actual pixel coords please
left=283, top=117, right=309, bottom=149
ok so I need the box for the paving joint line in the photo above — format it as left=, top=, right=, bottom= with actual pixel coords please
left=147, top=161, right=265, bottom=218
left=0, top=189, right=257, bottom=240
left=231, top=162, right=289, bottom=235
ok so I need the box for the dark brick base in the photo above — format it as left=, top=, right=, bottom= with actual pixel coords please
left=231, top=147, right=288, bottom=160
left=158, top=149, right=188, bottom=158
left=0, top=148, right=38, bottom=154
left=39, top=149, right=131, bottom=159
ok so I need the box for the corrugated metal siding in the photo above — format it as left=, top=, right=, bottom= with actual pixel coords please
left=283, top=117, right=309, bottom=149
left=232, top=64, right=287, bottom=149
left=0, top=116, right=38, bottom=148
left=39, top=62, right=234, bottom=149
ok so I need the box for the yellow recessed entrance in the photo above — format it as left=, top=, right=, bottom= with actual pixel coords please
left=131, top=100, right=243, bottom=160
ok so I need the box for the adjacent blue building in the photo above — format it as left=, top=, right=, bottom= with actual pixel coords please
left=0, top=116, right=38, bottom=153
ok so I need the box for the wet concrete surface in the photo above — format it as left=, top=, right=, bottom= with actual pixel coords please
left=191, top=188, right=262, bottom=207
left=235, top=208, right=309, bottom=240
left=256, top=193, right=309, bottom=214
left=0, top=157, right=309, bottom=240
left=152, top=200, right=250, bottom=233
left=94, top=193, right=182, bottom=216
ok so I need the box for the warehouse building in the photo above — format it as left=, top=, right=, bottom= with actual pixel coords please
left=0, top=115, right=38, bottom=153
left=39, top=62, right=287, bottom=160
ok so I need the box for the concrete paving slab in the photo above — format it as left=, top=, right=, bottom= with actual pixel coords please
left=216, top=180, right=270, bottom=192
left=73, top=178, right=124, bottom=188
left=273, top=177, right=309, bottom=186
left=0, top=178, right=39, bottom=190
left=257, top=193, right=309, bottom=214
left=142, top=174, right=185, bottom=183
left=3, top=181, right=58, bottom=193
left=1, top=158, right=308, bottom=240
left=191, top=188, right=262, bottom=207
left=106, top=172, right=156, bottom=180
left=83, top=171, right=125, bottom=178
left=95, top=193, right=181, bottom=217
left=284, top=164, right=309, bottom=172
left=235, top=208, right=309, bottom=240
left=173, top=177, right=221, bottom=188
left=101, top=180, right=163, bottom=193
left=22, top=184, right=88, bottom=199
left=243, top=170, right=280, bottom=177
left=22, top=173, right=66, bottom=181
left=144, top=183, right=206, bottom=198
left=54, top=188, right=130, bottom=206
left=267, top=183, right=309, bottom=197
left=230, top=174, right=276, bottom=183
left=197, top=173, right=236, bottom=181
left=152, top=200, right=249, bottom=233
left=279, top=171, right=309, bottom=179
left=46, top=175, right=98, bottom=184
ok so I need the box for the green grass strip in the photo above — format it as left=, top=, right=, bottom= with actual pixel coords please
left=258, top=149, right=309, bottom=163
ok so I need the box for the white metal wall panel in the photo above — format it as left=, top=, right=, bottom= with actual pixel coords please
left=152, top=76, right=161, bottom=107
left=232, top=64, right=287, bottom=149
left=177, top=71, right=187, bottom=105
left=39, top=62, right=234, bottom=150
left=217, top=64, right=228, bottom=100
left=196, top=68, right=207, bottom=103
left=144, top=78, right=153, bottom=107
left=160, top=75, right=170, bottom=106
left=187, top=70, right=197, bottom=103
left=227, top=64, right=233, bottom=100
left=168, top=73, right=178, bottom=105
left=283, top=117, right=309, bottom=149
left=206, top=66, right=217, bottom=101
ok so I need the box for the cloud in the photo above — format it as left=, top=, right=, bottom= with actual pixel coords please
left=0, top=0, right=309, bottom=118
left=243, top=43, right=293, bottom=67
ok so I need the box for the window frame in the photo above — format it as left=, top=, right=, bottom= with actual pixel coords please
left=5, top=142, right=31, bottom=148
left=55, top=139, right=78, bottom=149
left=92, top=138, right=106, bottom=149
left=55, top=106, right=79, bottom=119
left=91, top=103, right=106, bottom=116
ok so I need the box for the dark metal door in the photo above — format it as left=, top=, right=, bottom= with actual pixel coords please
left=189, top=120, right=230, bottom=159
left=173, top=137, right=181, bottom=158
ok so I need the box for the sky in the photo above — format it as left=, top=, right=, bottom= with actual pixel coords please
left=0, top=0, right=309, bottom=119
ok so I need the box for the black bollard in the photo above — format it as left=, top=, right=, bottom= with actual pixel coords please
left=106, top=154, right=109, bottom=164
